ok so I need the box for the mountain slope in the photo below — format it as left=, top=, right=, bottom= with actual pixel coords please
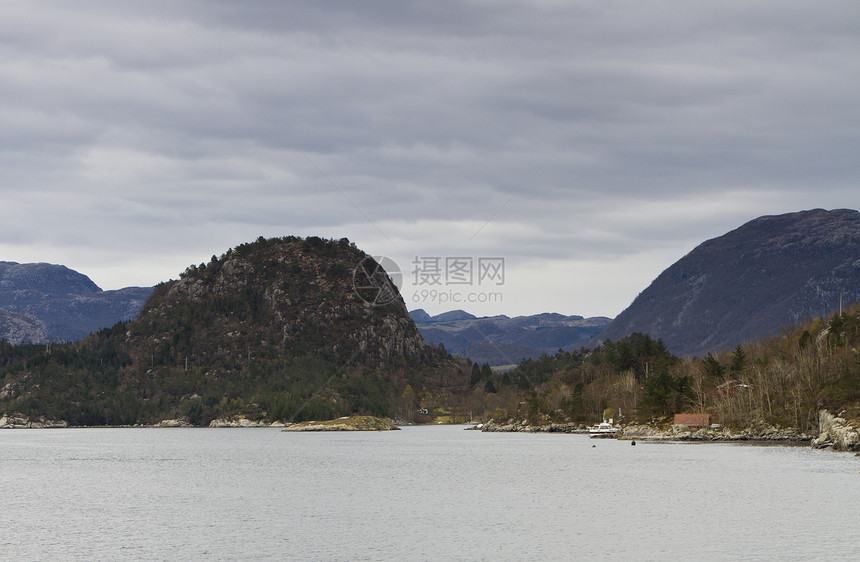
left=597, top=208, right=860, bottom=356
left=412, top=309, right=610, bottom=365
left=0, top=262, right=152, bottom=342
left=0, top=236, right=460, bottom=426
left=0, top=308, right=47, bottom=345
left=136, top=236, right=435, bottom=368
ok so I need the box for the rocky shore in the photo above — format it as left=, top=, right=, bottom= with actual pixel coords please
left=619, top=423, right=811, bottom=443
left=480, top=417, right=812, bottom=443
left=282, top=415, right=400, bottom=432
left=811, top=410, right=860, bottom=451
left=0, top=412, right=288, bottom=429
left=0, top=413, right=67, bottom=429
left=481, top=419, right=589, bottom=433
left=208, top=416, right=284, bottom=428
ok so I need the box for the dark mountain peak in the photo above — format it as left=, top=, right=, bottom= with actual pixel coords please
left=0, top=262, right=153, bottom=343
left=598, top=208, right=860, bottom=356
left=409, top=309, right=432, bottom=323
left=0, top=261, right=101, bottom=295
left=575, top=316, right=613, bottom=327
left=532, top=312, right=577, bottom=321
left=411, top=309, right=610, bottom=365
left=508, top=312, right=587, bottom=328
left=697, top=208, right=859, bottom=254
left=430, top=309, right=476, bottom=322
left=136, top=235, right=436, bottom=367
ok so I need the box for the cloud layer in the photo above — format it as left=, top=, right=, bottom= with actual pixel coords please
left=2, top=1, right=859, bottom=317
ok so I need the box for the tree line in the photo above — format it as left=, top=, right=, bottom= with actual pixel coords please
left=456, top=305, right=860, bottom=431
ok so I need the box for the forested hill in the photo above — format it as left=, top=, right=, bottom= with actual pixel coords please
left=0, top=236, right=461, bottom=426
left=481, top=306, right=860, bottom=436
left=597, top=209, right=860, bottom=356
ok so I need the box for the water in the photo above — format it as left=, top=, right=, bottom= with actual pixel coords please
left=1, top=426, right=858, bottom=561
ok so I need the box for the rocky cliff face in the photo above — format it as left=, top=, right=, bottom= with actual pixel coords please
left=597, top=209, right=860, bottom=356
left=135, top=236, right=435, bottom=368
left=812, top=410, right=860, bottom=451
left=282, top=415, right=399, bottom=431
left=0, top=307, right=48, bottom=345
left=0, top=412, right=68, bottom=429
left=0, top=261, right=152, bottom=343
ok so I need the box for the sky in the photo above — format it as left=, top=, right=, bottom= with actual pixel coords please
left=2, top=1, right=859, bottom=318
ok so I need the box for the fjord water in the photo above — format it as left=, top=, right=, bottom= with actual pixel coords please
left=1, top=426, right=858, bottom=561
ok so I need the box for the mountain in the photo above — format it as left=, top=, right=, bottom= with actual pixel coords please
left=411, top=309, right=611, bottom=366
left=0, top=308, right=47, bottom=345
left=597, top=208, right=860, bottom=356
left=0, top=236, right=460, bottom=426
left=137, top=236, right=436, bottom=369
left=0, top=261, right=153, bottom=343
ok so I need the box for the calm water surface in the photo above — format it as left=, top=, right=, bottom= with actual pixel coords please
left=1, top=425, right=858, bottom=561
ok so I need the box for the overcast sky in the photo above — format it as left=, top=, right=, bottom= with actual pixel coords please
left=2, top=1, right=859, bottom=318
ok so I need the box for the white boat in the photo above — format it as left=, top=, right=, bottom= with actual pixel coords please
left=588, top=422, right=619, bottom=435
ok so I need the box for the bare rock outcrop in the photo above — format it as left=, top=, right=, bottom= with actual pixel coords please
left=282, top=415, right=399, bottom=431
left=208, top=416, right=271, bottom=428
left=480, top=418, right=587, bottom=433
left=155, top=418, right=192, bottom=428
left=0, top=412, right=68, bottom=428
left=812, top=410, right=860, bottom=451
left=0, top=307, right=48, bottom=345
left=620, top=422, right=810, bottom=442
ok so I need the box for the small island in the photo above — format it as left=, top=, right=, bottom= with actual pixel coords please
left=282, top=415, right=400, bottom=432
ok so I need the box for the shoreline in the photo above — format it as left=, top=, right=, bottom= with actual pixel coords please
left=3, top=409, right=858, bottom=455
left=479, top=414, right=860, bottom=455
left=480, top=419, right=811, bottom=442
left=0, top=413, right=286, bottom=429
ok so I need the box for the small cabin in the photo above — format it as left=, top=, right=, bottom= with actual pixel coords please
left=673, top=413, right=711, bottom=429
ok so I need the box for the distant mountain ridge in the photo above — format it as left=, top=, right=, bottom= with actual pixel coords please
left=0, top=261, right=153, bottom=343
left=596, top=208, right=860, bottom=356
left=411, top=309, right=611, bottom=366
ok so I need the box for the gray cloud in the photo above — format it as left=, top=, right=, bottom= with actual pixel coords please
left=1, top=1, right=858, bottom=317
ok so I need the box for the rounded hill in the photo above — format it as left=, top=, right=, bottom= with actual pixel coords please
left=1, top=236, right=460, bottom=426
